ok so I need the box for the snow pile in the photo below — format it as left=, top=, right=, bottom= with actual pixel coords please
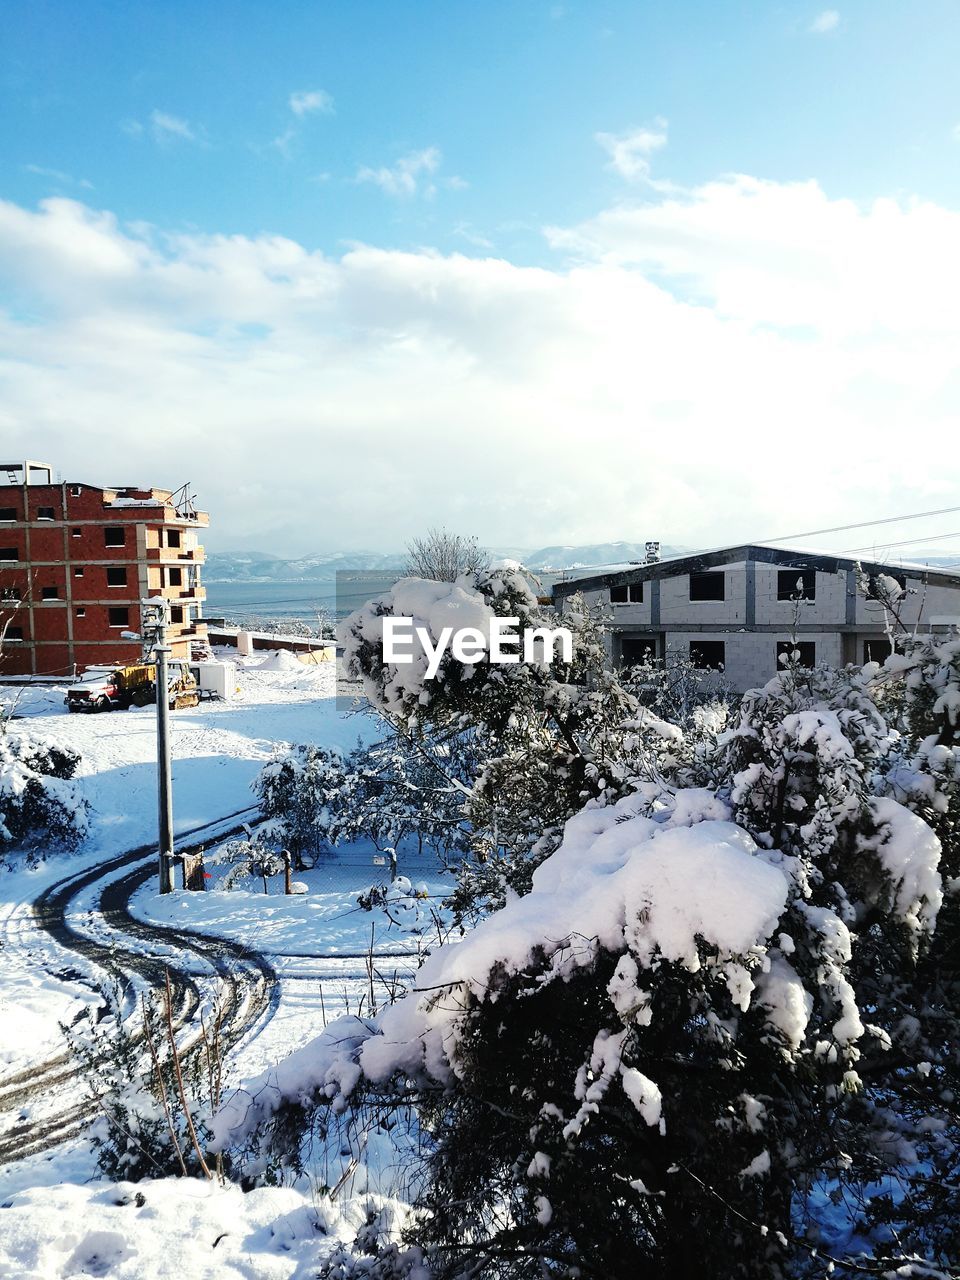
left=215, top=787, right=794, bottom=1147
left=254, top=649, right=309, bottom=672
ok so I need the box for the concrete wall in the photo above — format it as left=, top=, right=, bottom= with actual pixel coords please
left=663, top=630, right=845, bottom=692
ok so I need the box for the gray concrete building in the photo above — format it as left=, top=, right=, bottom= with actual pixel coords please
left=551, top=544, right=960, bottom=692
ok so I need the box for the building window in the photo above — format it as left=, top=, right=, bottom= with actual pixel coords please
left=167, top=566, right=183, bottom=587
left=76, top=607, right=86, bottom=618
left=0, top=508, right=15, bottom=522
left=0, top=548, right=18, bottom=562
left=689, top=572, right=725, bottom=602
left=620, top=636, right=658, bottom=665
left=70, top=485, right=82, bottom=497
left=777, top=570, right=816, bottom=601
left=104, top=527, right=126, bottom=547
left=864, top=637, right=893, bottom=663
left=74, top=567, right=83, bottom=578
left=5, top=626, right=24, bottom=642
left=866, top=573, right=907, bottom=601
left=171, top=606, right=184, bottom=624
left=41, top=586, right=59, bottom=600
left=610, top=585, right=627, bottom=603
left=166, top=529, right=181, bottom=548
left=108, top=606, right=129, bottom=628
left=106, top=567, right=128, bottom=588
left=37, top=506, right=55, bottom=521
left=72, top=527, right=81, bottom=538
left=0, top=587, right=21, bottom=603
left=610, top=582, right=644, bottom=604
left=689, top=640, right=725, bottom=670
left=777, top=640, right=816, bottom=668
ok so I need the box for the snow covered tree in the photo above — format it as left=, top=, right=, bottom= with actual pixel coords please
left=339, top=570, right=706, bottom=918
left=0, top=728, right=88, bottom=859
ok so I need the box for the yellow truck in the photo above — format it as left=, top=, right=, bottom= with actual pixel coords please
left=66, top=662, right=200, bottom=713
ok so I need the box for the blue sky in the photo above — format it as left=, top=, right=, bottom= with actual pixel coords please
left=7, top=1, right=959, bottom=261
left=2, top=2, right=960, bottom=555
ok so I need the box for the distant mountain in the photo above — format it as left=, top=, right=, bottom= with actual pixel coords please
left=202, top=550, right=408, bottom=582
left=522, top=542, right=686, bottom=572
left=202, top=541, right=686, bottom=583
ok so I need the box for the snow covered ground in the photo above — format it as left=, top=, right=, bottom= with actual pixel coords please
left=0, top=1177, right=403, bottom=1279
left=0, top=651, right=451, bottom=1277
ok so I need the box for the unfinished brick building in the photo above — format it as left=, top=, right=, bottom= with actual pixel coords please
left=0, top=460, right=209, bottom=677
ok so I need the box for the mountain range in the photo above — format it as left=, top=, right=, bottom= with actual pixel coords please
left=201, top=542, right=686, bottom=583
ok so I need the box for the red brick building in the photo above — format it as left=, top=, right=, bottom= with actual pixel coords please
left=0, top=460, right=209, bottom=677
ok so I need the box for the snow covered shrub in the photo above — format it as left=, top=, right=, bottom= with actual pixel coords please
left=0, top=728, right=88, bottom=859
left=862, top=633, right=960, bottom=1266
left=216, top=835, right=285, bottom=892
left=219, top=645, right=957, bottom=1277
left=66, top=982, right=228, bottom=1182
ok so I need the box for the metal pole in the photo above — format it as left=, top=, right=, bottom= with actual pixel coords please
left=153, top=602, right=175, bottom=894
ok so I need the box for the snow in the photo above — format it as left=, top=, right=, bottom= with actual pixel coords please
left=755, top=956, right=813, bottom=1053
left=0, top=649, right=465, bottom=1278
left=2, top=651, right=359, bottom=860
left=738, top=1150, right=771, bottom=1178
left=861, top=797, right=943, bottom=937
left=0, top=1177, right=389, bottom=1278
left=620, top=1068, right=663, bottom=1127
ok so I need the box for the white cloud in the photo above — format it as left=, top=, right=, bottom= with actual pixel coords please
left=596, top=121, right=668, bottom=181
left=809, top=10, right=840, bottom=34
left=289, top=89, right=335, bottom=117
left=149, top=110, right=198, bottom=143
left=1, top=181, right=958, bottom=554
left=24, top=164, right=93, bottom=190
left=355, top=147, right=443, bottom=198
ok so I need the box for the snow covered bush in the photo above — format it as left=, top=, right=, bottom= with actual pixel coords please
left=340, top=572, right=729, bottom=921
left=253, top=736, right=472, bottom=868
left=218, top=643, right=959, bottom=1277
left=0, top=728, right=88, bottom=859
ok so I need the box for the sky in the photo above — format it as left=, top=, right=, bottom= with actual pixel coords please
left=2, top=0, right=960, bottom=557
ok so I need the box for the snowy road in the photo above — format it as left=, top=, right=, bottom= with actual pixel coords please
left=0, top=810, right=277, bottom=1165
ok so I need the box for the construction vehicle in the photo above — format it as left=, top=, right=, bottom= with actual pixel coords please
left=65, top=662, right=200, bottom=713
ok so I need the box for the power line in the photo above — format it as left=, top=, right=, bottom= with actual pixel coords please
left=841, top=528, right=960, bottom=556
left=757, top=502, right=960, bottom=546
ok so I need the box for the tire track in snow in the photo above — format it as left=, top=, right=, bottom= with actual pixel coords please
left=0, top=808, right=277, bottom=1165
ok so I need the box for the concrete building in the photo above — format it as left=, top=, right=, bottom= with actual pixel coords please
left=552, top=543, right=960, bottom=692
left=0, top=460, right=209, bottom=678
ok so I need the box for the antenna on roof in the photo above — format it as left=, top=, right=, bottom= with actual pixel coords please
left=169, top=482, right=198, bottom=521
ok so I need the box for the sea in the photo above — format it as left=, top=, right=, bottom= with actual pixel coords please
left=203, top=574, right=399, bottom=628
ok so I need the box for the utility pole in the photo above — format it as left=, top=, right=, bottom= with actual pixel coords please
left=144, top=599, right=175, bottom=894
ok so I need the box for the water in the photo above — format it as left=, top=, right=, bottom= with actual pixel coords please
left=203, top=575, right=400, bottom=626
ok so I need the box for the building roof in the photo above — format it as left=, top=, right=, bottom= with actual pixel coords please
left=551, top=542, right=960, bottom=597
